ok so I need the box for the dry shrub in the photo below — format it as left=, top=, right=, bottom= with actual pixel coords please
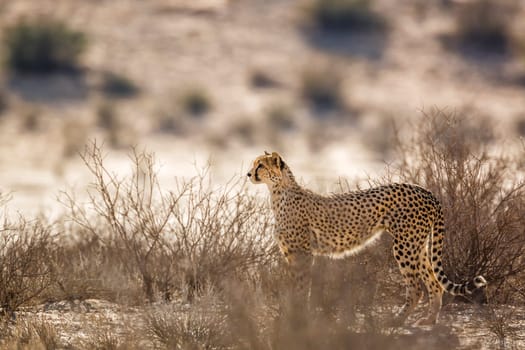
left=0, top=216, right=55, bottom=318
left=390, top=109, right=525, bottom=303
left=61, top=141, right=277, bottom=304
left=230, top=118, right=257, bottom=145
left=97, top=101, right=119, bottom=130
left=79, top=319, right=141, bottom=350
left=514, top=116, right=525, bottom=136
left=140, top=239, right=439, bottom=350
left=303, top=0, right=385, bottom=33
left=47, top=232, right=143, bottom=303
left=0, top=89, right=8, bottom=115
left=453, top=0, right=517, bottom=53
left=168, top=173, right=277, bottom=301
left=265, top=103, right=296, bottom=133
left=361, top=115, right=397, bottom=158
left=483, top=305, right=521, bottom=349
left=81, top=333, right=122, bottom=350
left=61, top=142, right=187, bottom=302
left=100, top=72, right=139, bottom=99
left=249, top=68, right=281, bottom=89
left=26, top=319, right=61, bottom=350
left=179, top=87, right=212, bottom=117
left=142, top=276, right=457, bottom=350
left=20, top=107, right=41, bottom=132
left=0, top=191, right=9, bottom=206
left=96, top=101, right=124, bottom=148
left=300, top=64, right=344, bottom=112
left=62, top=119, right=88, bottom=158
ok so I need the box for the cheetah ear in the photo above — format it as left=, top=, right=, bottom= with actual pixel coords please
left=271, top=152, right=285, bottom=170
left=264, top=150, right=270, bottom=156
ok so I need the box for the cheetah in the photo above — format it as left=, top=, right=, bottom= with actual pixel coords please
left=247, top=151, right=486, bottom=325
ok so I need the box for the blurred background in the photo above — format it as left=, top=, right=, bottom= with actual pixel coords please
left=0, top=0, right=524, bottom=214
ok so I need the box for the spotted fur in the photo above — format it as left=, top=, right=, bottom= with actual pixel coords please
left=248, top=151, right=486, bottom=325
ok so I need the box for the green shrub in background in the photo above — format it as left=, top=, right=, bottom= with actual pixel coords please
left=305, top=0, right=385, bottom=32
left=300, top=65, right=343, bottom=111
left=454, top=0, right=516, bottom=53
left=101, top=72, right=139, bottom=98
left=180, top=87, right=212, bottom=117
left=4, top=18, right=87, bottom=74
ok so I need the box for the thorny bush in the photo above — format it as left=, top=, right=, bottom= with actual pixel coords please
left=390, top=109, right=525, bottom=304
left=0, top=211, right=55, bottom=318
left=61, top=142, right=277, bottom=303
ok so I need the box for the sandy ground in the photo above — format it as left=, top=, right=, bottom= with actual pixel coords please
left=11, top=298, right=525, bottom=349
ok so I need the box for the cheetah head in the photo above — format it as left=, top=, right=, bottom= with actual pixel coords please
left=247, top=151, right=285, bottom=187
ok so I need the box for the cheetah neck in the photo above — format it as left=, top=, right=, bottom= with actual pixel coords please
left=281, top=165, right=298, bottom=187
left=269, top=166, right=301, bottom=212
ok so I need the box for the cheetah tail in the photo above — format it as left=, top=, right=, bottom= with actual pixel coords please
left=430, top=204, right=487, bottom=296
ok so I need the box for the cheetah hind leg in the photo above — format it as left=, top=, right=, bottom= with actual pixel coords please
left=389, top=243, right=423, bottom=326
left=414, top=245, right=443, bottom=326
left=390, top=270, right=423, bottom=326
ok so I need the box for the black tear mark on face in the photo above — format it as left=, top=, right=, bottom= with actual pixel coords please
left=254, top=163, right=262, bottom=182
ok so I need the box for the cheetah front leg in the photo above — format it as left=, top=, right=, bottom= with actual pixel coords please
left=276, top=228, right=314, bottom=302
left=285, top=251, right=314, bottom=301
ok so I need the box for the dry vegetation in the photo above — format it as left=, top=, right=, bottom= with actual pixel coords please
left=4, top=18, right=86, bottom=74
left=179, top=87, right=213, bottom=118
left=302, top=0, right=386, bottom=33
left=0, top=0, right=525, bottom=349
left=389, top=110, right=525, bottom=305
left=0, top=113, right=524, bottom=349
left=300, top=63, right=345, bottom=112
left=452, top=0, right=518, bottom=53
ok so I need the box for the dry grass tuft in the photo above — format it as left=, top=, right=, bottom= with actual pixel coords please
left=145, top=303, right=228, bottom=349
left=80, top=323, right=139, bottom=350
left=1, top=319, right=62, bottom=350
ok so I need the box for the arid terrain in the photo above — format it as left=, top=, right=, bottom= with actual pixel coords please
left=1, top=0, right=524, bottom=214
left=0, top=0, right=524, bottom=349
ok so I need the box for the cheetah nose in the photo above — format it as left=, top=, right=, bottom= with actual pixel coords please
left=247, top=172, right=252, bottom=177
